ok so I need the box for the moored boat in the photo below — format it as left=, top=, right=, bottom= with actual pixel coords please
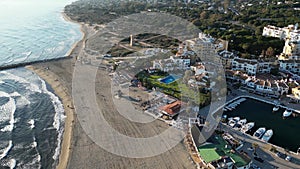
left=273, top=105, right=279, bottom=112
left=233, top=117, right=240, bottom=121
left=228, top=119, right=236, bottom=127
left=238, top=119, right=247, bottom=126
left=241, top=122, right=254, bottom=133
left=228, top=117, right=240, bottom=127
left=261, top=129, right=273, bottom=142
left=283, top=109, right=293, bottom=118
left=235, top=119, right=247, bottom=129
left=253, top=127, right=266, bottom=139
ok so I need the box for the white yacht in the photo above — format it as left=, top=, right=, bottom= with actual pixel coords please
left=228, top=119, right=236, bottom=127
left=238, top=119, right=247, bottom=126
left=272, top=105, right=279, bottom=112
left=253, top=127, right=266, bottom=139
left=227, top=117, right=240, bottom=127
left=234, top=119, right=247, bottom=129
left=261, top=129, right=273, bottom=142
left=283, top=109, right=293, bottom=118
left=233, top=117, right=240, bottom=121
left=241, top=122, right=254, bottom=133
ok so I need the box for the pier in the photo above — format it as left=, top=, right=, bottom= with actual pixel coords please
left=0, top=57, right=72, bottom=71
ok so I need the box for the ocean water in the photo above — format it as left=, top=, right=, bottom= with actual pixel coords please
left=0, top=0, right=82, bottom=67
left=0, top=0, right=82, bottom=168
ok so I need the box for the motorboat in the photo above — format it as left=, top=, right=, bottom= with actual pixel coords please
left=225, top=106, right=232, bottom=111
left=235, top=119, right=247, bottom=129
left=238, top=119, right=247, bottom=126
left=233, top=117, right=240, bottom=121
left=253, top=127, right=266, bottom=139
left=228, top=119, right=236, bottom=127
left=283, top=109, right=293, bottom=118
left=261, top=129, right=273, bottom=142
left=272, top=105, right=279, bottom=112
left=227, top=117, right=240, bottom=127
left=241, top=122, right=254, bottom=133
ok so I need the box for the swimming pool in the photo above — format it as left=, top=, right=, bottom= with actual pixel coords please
left=160, top=75, right=181, bottom=84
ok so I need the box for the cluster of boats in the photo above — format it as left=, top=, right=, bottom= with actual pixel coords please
left=272, top=105, right=294, bottom=118
left=223, top=98, right=247, bottom=111
left=227, top=117, right=254, bottom=133
left=227, top=117, right=273, bottom=142
left=253, top=127, right=273, bottom=142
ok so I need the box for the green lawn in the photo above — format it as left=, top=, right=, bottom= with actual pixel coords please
left=136, top=70, right=210, bottom=105
left=198, top=147, right=221, bottom=163
left=198, top=135, right=249, bottom=167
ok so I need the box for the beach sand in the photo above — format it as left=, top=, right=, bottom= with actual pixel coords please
left=26, top=13, right=196, bottom=169
left=26, top=64, right=74, bottom=169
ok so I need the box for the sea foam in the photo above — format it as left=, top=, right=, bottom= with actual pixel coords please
left=0, top=140, right=13, bottom=160
left=38, top=76, right=65, bottom=161
left=0, top=71, right=42, bottom=93
left=28, top=119, right=35, bottom=129
left=9, top=159, right=16, bottom=169
left=0, top=92, right=16, bottom=132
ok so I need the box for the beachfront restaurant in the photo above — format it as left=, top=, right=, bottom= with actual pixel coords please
left=159, top=100, right=182, bottom=119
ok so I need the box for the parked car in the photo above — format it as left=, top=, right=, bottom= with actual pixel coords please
left=254, top=157, right=264, bottom=163
left=285, top=155, right=291, bottom=161
left=276, top=152, right=287, bottom=159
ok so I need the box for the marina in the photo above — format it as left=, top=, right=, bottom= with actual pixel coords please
left=223, top=97, right=300, bottom=152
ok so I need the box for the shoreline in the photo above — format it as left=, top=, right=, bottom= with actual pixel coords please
left=26, top=65, right=75, bottom=169
left=27, top=12, right=87, bottom=169
left=61, top=12, right=85, bottom=57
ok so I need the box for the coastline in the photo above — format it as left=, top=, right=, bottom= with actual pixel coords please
left=25, top=9, right=196, bottom=169
left=61, top=12, right=85, bottom=58
left=26, top=12, right=87, bottom=169
left=26, top=65, right=75, bottom=169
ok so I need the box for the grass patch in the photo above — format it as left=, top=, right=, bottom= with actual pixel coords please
left=135, top=70, right=210, bottom=105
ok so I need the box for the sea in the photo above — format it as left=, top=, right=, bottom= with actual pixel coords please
left=0, top=0, right=82, bottom=168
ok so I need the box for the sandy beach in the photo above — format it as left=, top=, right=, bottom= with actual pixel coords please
left=26, top=11, right=196, bottom=169
left=26, top=12, right=87, bottom=169
left=26, top=64, right=74, bottom=169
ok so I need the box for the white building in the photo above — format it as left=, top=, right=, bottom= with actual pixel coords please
left=262, top=24, right=300, bottom=61
left=152, top=56, right=191, bottom=72
left=279, top=60, right=300, bottom=74
left=257, top=62, right=272, bottom=73
left=225, top=70, right=289, bottom=96
left=262, top=24, right=300, bottom=42
left=232, top=58, right=258, bottom=76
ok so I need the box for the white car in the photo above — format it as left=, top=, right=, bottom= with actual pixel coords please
left=285, top=156, right=291, bottom=161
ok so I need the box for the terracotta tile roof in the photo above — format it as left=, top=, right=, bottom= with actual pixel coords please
left=160, top=100, right=182, bottom=116
left=255, top=80, right=265, bottom=86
